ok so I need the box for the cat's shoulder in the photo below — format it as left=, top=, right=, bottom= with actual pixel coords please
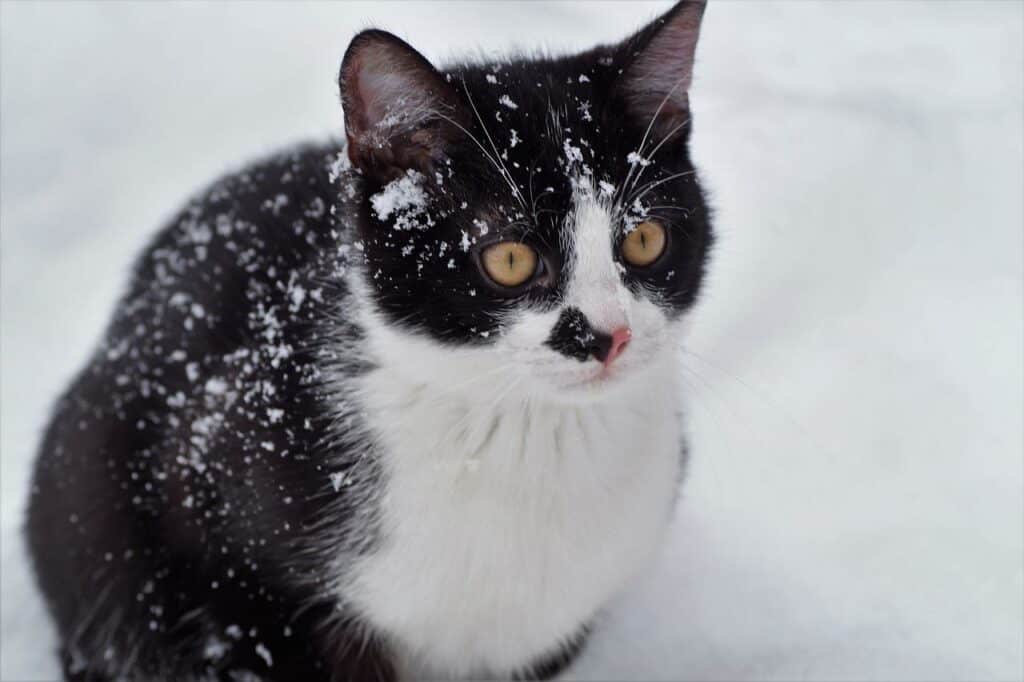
left=137, top=140, right=350, bottom=274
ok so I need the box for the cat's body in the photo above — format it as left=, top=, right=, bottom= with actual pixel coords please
left=27, top=2, right=712, bottom=680
left=351, top=314, right=685, bottom=678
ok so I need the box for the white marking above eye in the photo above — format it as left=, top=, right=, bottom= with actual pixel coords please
left=565, top=184, right=630, bottom=333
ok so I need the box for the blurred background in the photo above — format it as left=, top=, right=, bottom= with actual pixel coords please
left=2, top=1, right=1021, bottom=679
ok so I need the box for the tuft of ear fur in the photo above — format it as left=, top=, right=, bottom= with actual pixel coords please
left=340, top=30, right=466, bottom=183
left=617, top=0, right=707, bottom=143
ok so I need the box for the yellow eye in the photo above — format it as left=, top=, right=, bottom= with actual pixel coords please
left=621, top=220, right=667, bottom=267
left=481, top=242, right=539, bottom=288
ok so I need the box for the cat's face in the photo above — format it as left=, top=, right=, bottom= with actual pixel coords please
left=340, top=1, right=710, bottom=403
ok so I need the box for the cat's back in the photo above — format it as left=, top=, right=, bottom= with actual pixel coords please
left=127, top=141, right=348, bottom=338
left=25, top=140, right=360, bottom=663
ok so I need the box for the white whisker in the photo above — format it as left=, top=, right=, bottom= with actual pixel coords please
left=459, top=77, right=528, bottom=212
left=615, top=74, right=690, bottom=210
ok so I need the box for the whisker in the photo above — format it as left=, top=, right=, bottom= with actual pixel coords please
left=430, top=361, right=518, bottom=399
left=433, top=111, right=521, bottom=204
left=459, top=77, right=528, bottom=212
left=427, top=374, right=522, bottom=455
left=620, top=117, right=692, bottom=218
left=640, top=116, right=691, bottom=166
left=615, top=74, right=690, bottom=209
left=678, top=345, right=833, bottom=454
left=644, top=205, right=692, bottom=215
left=626, top=169, right=698, bottom=207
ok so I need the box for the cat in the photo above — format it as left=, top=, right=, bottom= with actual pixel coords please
left=26, top=1, right=712, bottom=680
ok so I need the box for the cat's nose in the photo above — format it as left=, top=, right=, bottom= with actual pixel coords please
left=546, top=308, right=631, bottom=365
left=592, top=326, right=632, bottom=367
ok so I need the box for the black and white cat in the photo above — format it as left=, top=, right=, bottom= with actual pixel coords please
left=27, top=1, right=712, bottom=679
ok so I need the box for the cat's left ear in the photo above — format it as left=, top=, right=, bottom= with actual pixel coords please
left=340, top=30, right=466, bottom=183
left=615, top=0, right=707, bottom=142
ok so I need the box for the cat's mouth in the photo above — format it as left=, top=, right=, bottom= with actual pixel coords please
left=544, top=359, right=634, bottom=394
left=523, top=335, right=653, bottom=398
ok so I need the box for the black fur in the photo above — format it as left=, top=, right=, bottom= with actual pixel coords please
left=547, top=307, right=610, bottom=362
left=340, top=6, right=711, bottom=345
left=26, top=3, right=711, bottom=679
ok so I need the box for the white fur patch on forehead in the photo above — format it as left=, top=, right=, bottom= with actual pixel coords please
left=565, top=183, right=631, bottom=333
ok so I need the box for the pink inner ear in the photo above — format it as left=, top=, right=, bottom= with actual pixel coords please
left=621, top=1, right=705, bottom=124
left=346, top=45, right=437, bottom=139
left=340, top=31, right=462, bottom=178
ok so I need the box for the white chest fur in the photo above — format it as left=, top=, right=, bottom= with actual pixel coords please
left=344, top=357, right=684, bottom=678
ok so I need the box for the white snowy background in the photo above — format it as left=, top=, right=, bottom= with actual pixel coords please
left=2, top=1, right=1021, bottom=680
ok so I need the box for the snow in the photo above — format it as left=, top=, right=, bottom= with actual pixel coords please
left=627, top=151, right=652, bottom=168
left=2, top=1, right=1021, bottom=680
left=498, top=94, right=519, bottom=110
left=255, top=642, right=274, bottom=668
left=370, top=169, right=430, bottom=230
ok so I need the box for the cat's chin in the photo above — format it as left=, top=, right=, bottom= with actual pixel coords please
left=529, top=361, right=647, bottom=405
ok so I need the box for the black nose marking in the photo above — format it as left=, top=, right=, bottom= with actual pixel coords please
left=546, top=307, right=613, bottom=363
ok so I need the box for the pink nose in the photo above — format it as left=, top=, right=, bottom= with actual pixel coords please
left=603, top=326, right=632, bottom=367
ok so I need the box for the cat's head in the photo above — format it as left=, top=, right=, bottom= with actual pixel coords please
left=338, top=0, right=711, bottom=403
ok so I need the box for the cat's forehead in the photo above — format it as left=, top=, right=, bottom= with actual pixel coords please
left=452, top=63, right=622, bottom=164
left=444, top=60, right=635, bottom=235
left=454, top=59, right=607, bottom=122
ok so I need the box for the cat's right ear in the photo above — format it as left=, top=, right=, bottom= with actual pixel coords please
left=340, top=30, right=466, bottom=183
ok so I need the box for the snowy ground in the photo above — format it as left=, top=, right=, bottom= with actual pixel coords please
left=2, top=1, right=1021, bottom=680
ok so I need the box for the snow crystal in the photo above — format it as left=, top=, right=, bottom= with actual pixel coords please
left=371, top=170, right=426, bottom=220
left=262, top=194, right=289, bottom=215
left=329, top=471, right=353, bottom=492
left=304, top=196, right=326, bottom=219
left=498, top=94, right=519, bottom=110
left=370, top=170, right=429, bottom=231
left=327, top=151, right=351, bottom=183
left=204, top=377, right=228, bottom=395
left=203, top=637, right=228, bottom=662
left=184, top=221, right=212, bottom=245
left=564, top=139, right=584, bottom=165
left=627, top=151, right=652, bottom=167
left=471, top=218, right=490, bottom=236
